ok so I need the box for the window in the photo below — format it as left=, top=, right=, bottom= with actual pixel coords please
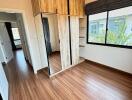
left=87, top=6, right=132, bottom=48
left=11, top=28, right=21, bottom=46
left=89, top=12, right=107, bottom=43
left=12, top=28, right=20, bottom=40
left=107, top=7, right=132, bottom=46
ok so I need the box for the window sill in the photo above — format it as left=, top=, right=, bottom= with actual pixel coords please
left=87, top=42, right=132, bottom=49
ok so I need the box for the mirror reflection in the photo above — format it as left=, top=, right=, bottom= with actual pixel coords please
left=42, top=14, right=62, bottom=75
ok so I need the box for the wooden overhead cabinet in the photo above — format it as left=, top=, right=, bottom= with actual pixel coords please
left=56, top=0, right=68, bottom=15
left=31, top=0, right=85, bottom=16
left=77, top=0, right=85, bottom=17
left=31, top=0, right=41, bottom=16
left=31, top=0, right=56, bottom=16
left=69, top=0, right=85, bottom=16
left=69, top=0, right=77, bottom=15
left=40, top=0, right=56, bottom=13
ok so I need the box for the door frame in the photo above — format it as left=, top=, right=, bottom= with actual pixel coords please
left=0, top=8, right=33, bottom=67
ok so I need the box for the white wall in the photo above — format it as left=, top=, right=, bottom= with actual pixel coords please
left=80, top=6, right=132, bottom=74
left=0, top=22, right=14, bottom=63
left=80, top=44, right=132, bottom=74
left=0, top=0, right=42, bottom=73
left=0, top=47, right=4, bottom=62
left=42, top=14, right=60, bottom=52
left=0, top=62, right=9, bottom=100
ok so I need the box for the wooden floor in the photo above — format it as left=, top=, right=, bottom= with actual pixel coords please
left=4, top=50, right=132, bottom=100
left=49, top=52, right=62, bottom=75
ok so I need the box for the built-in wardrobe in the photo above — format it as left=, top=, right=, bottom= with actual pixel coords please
left=32, top=0, right=86, bottom=76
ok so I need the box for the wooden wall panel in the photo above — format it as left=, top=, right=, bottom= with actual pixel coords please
left=57, top=15, right=71, bottom=69
left=40, top=0, right=56, bottom=13
left=70, top=16, right=80, bottom=65
left=56, top=0, right=68, bottom=15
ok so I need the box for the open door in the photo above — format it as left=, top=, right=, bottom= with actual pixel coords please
left=0, top=23, right=13, bottom=63
left=0, top=62, right=9, bottom=100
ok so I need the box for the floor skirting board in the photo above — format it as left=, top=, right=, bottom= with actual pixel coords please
left=85, top=59, right=132, bottom=76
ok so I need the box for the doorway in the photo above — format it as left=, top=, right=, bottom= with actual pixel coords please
left=0, top=11, right=33, bottom=100
left=5, top=22, right=22, bottom=51
left=0, top=12, right=30, bottom=65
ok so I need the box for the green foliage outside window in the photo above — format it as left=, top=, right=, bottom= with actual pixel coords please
left=107, top=23, right=132, bottom=45
left=89, top=22, right=132, bottom=46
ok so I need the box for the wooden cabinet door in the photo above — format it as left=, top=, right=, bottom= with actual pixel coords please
left=69, top=0, right=85, bottom=16
left=56, top=0, right=68, bottom=15
left=70, top=16, right=79, bottom=64
left=48, top=0, right=56, bottom=13
left=40, top=0, right=48, bottom=13
left=77, top=0, right=85, bottom=17
left=40, top=0, right=56, bottom=13
left=31, top=0, right=40, bottom=16
left=69, top=0, right=77, bottom=15
left=57, top=15, right=71, bottom=68
left=34, top=14, right=49, bottom=70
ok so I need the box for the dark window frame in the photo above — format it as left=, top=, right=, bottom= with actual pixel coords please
left=87, top=7, right=132, bottom=49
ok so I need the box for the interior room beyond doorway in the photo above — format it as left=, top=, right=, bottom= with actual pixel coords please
left=0, top=12, right=31, bottom=65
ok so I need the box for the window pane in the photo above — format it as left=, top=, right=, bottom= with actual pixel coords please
left=107, top=6, right=132, bottom=46
left=88, top=12, right=107, bottom=43
left=12, top=28, right=20, bottom=40
left=14, top=40, right=21, bottom=46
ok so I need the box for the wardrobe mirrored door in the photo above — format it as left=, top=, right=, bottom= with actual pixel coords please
left=42, top=14, right=62, bottom=75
